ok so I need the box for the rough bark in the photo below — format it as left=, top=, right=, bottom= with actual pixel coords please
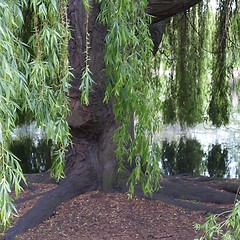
left=66, top=0, right=120, bottom=190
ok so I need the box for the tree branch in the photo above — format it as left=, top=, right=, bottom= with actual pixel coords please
left=146, top=0, right=203, bottom=23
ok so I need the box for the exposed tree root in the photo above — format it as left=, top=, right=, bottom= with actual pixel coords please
left=5, top=162, right=98, bottom=240
left=4, top=173, right=239, bottom=240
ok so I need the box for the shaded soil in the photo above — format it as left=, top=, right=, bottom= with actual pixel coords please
left=1, top=181, right=233, bottom=240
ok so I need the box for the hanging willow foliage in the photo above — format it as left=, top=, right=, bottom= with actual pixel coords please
left=96, top=0, right=162, bottom=196
left=79, top=0, right=94, bottom=105
left=0, top=0, right=71, bottom=228
left=161, top=0, right=240, bottom=128
left=27, top=0, right=72, bottom=180
left=208, top=0, right=232, bottom=126
left=0, top=0, right=29, bottom=228
left=161, top=1, right=211, bottom=127
left=161, top=17, right=178, bottom=125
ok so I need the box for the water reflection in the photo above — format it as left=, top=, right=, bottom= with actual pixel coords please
left=176, top=138, right=203, bottom=176
left=207, top=144, right=228, bottom=178
left=160, top=137, right=237, bottom=178
left=157, top=122, right=240, bottom=179
left=10, top=137, right=52, bottom=174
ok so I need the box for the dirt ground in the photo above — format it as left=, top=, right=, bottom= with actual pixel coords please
left=0, top=183, right=211, bottom=240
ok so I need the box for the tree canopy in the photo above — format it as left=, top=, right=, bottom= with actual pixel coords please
left=0, top=0, right=240, bottom=238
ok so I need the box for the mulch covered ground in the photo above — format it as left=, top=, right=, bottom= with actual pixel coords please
left=0, top=183, right=209, bottom=240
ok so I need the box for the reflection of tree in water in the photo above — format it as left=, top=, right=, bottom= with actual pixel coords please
left=161, top=141, right=177, bottom=175
left=10, top=137, right=52, bottom=173
left=176, top=138, right=203, bottom=175
left=161, top=137, right=204, bottom=176
left=207, top=144, right=228, bottom=178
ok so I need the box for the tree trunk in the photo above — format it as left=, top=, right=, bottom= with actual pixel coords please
left=67, top=0, right=121, bottom=192
left=5, top=1, right=206, bottom=239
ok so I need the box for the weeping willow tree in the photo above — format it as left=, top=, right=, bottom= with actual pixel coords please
left=161, top=0, right=238, bottom=127
left=0, top=0, right=240, bottom=239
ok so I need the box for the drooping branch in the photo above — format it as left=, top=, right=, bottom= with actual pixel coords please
left=146, top=0, right=203, bottom=22
left=147, top=0, right=203, bottom=55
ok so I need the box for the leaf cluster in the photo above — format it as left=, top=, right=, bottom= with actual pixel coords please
left=160, top=0, right=240, bottom=127
left=161, top=1, right=212, bottom=127
left=96, top=0, right=162, bottom=196
left=0, top=0, right=71, bottom=228
left=195, top=200, right=240, bottom=240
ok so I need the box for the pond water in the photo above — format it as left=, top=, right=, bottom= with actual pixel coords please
left=10, top=124, right=52, bottom=174
left=10, top=137, right=52, bottom=174
left=156, top=118, right=240, bottom=179
left=11, top=119, right=240, bottom=178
